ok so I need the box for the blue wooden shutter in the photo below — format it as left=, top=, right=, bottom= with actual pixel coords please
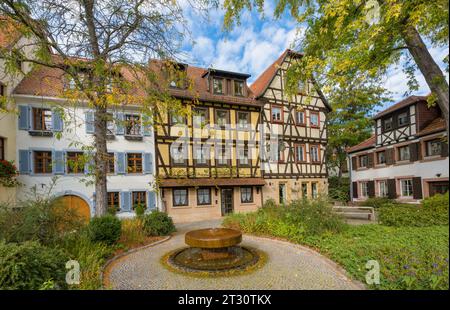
left=120, top=191, right=132, bottom=212
left=53, top=150, right=65, bottom=174
left=18, top=105, right=30, bottom=130
left=18, top=150, right=31, bottom=174
left=115, top=113, right=124, bottom=135
left=142, top=115, right=152, bottom=136
left=52, top=110, right=63, bottom=132
left=84, top=152, right=95, bottom=174
left=117, top=152, right=126, bottom=174
left=147, top=191, right=156, bottom=210
left=85, top=111, right=95, bottom=134
left=143, top=153, right=153, bottom=174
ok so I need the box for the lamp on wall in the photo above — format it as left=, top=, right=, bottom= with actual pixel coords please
left=436, top=173, right=442, bottom=178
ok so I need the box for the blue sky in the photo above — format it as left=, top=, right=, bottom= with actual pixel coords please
left=179, top=1, right=448, bottom=112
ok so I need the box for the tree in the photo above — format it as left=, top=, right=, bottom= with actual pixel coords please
left=222, top=0, right=449, bottom=140
left=0, top=0, right=199, bottom=216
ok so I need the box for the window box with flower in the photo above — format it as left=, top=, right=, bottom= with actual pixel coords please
left=0, top=160, right=19, bottom=187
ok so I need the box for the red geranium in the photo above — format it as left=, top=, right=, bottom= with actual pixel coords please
left=0, top=160, right=18, bottom=187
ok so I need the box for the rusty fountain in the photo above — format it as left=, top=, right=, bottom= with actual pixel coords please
left=165, top=228, right=263, bottom=273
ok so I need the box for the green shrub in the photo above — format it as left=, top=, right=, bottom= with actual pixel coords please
left=142, top=211, right=175, bottom=236
left=60, top=228, right=113, bottom=289
left=328, top=176, right=350, bottom=202
left=0, top=196, right=84, bottom=245
left=134, top=204, right=146, bottom=218
left=0, top=240, right=68, bottom=290
left=378, top=202, right=448, bottom=227
left=88, top=215, right=121, bottom=245
left=360, top=197, right=395, bottom=208
left=423, top=192, right=449, bottom=209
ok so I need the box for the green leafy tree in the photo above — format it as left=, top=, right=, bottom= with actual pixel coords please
left=222, top=0, right=449, bottom=140
left=0, top=0, right=208, bottom=215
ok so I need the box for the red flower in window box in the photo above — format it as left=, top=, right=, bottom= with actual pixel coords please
left=0, top=160, right=19, bottom=187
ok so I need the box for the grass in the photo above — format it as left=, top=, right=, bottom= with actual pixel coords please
left=223, top=196, right=449, bottom=290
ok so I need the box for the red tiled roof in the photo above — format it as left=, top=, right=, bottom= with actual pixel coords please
left=346, top=135, right=376, bottom=153
left=159, top=178, right=266, bottom=188
left=417, top=117, right=446, bottom=137
left=250, top=49, right=291, bottom=98
left=0, top=16, right=22, bottom=49
left=373, top=95, right=427, bottom=119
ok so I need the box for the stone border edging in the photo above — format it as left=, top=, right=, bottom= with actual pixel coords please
left=101, top=235, right=172, bottom=289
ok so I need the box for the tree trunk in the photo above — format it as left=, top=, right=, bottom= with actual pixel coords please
left=402, top=25, right=450, bottom=145
left=94, top=104, right=108, bottom=216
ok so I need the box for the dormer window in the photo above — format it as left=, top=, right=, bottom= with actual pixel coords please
left=398, top=112, right=409, bottom=126
left=213, top=78, right=224, bottom=94
left=234, top=80, right=244, bottom=96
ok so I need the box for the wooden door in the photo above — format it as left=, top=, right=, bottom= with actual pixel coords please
left=58, top=195, right=91, bottom=222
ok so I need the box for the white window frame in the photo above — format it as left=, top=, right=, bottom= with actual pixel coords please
left=360, top=182, right=369, bottom=198
left=378, top=180, right=388, bottom=197
left=400, top=179, right=413, bottom=198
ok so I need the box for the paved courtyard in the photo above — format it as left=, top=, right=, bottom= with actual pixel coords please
left=105, top=220, right=363, bottom=290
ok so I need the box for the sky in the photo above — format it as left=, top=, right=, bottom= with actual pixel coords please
left=179, top=1, right=448, bottom=112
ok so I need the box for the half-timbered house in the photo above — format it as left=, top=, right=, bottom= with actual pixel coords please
left=152, top=62, right=265, bottom=222
left=347, top=95, right=448, bottom=203
left=250, top=49, right=331, bottom=204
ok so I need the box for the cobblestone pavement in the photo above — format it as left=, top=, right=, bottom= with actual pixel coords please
left=106, top=220, right=363, bottom=290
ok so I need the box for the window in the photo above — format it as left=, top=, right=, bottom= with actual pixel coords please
left=106, top=113, right=115, bottom=135
left=132, top=191, right=146, bottom=210
left=197, top=188, right=211, bottom=205
left=377, top=151, right=386, bottom=165
left=194, top=144, right=208, bottom=165
left=193, top=107, right=209, bottom=127
left=67, top=152, right=84, bottom=174
left=384, top=117, right=393, bottom=131
left=359, top=154, right=368, bottom=168
left=107, top=192, right=120, bottom=212
left=310, top=145, right=320, bottom=163
left=241, top=187, right=253, bottom=203
left=426, top=139, right=442, bottom=156
left=0, top=83, right=5, bottom=97
left=173, top=188, right=188, bottom=206
left=296, top=111, right=305, bottom=125
left=360, top=182, right=369, bottom=198
left=0, top=137, right=4, bottom=160
left=312, top=182, right=318, bottom=199
left=238, top=145, right=249, bottom=166
left=398, top=112, right=409, bottom=126
left=171, top=143, right=186, bottom=165
left=310, top=112, right=319, bottom=127
left=378, top=180, right=388, bottom=197
left=32, top=108, right=52, bottom=131
left=295, top=144, right=306, bottom=162
left=302, top=183, right=308, bottom=198
left=34, top=151, right=52, bottom=174
left=398, top=146, right=410, bottom=161
left=237, top=111, right=250, bottom=129
left=234, top=80, right=244, bottom=96
left=125, top=114, right=141, bottom=136
left=170, top=113, right=185, bottom=125
left=279, top=183, right=286, bottom=204
left=213, top=78, right=224, bottom=94
left=127, top=153, right=142, bottom=173
left=216, top=146, right=228, bottom=166
left=215, top=109, right=229, bottom=128
left=298, top=80, right=307, bottom=94
left=273, top=139, right=284, bottom=162
left=400, top=179, right=413, bottom=197
left=271, top=106, right=282, bottom=123
left=107, top=153, right=115, bottom=174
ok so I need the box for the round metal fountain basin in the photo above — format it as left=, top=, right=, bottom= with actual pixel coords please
left=185, top=228, right=242, bottom=249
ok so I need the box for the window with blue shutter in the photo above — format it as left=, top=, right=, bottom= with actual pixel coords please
left=84, top=152, right=95, bottom=174
left=18, top=105, right=30, bottom=130
left=85, top=111, right=95, bottom=133
left=116, top=152, right=126, bottom=174
left=142, top=114, right=152, bottom=136
left=52, top=109, right=63, bottom=132
left=143, top=153, right=153, bottom=174
left=147, top=191, right=156, bottom=210
left=18, top=150, right=31, bottom=174
left=53, top=150, right=65, bottom=174
left=120, top=191, right=132, bottom=212
left=115, top=113, right=125, bottom=135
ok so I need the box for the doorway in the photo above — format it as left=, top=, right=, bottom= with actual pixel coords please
left=221, top=188, right=234, bottom=216
left=57, top=195, right=91, bottom=223
left=279, top=183, right=286, bottom=204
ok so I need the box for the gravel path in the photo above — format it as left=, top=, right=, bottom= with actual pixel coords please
left=106, top=220, right=363, bottom=290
